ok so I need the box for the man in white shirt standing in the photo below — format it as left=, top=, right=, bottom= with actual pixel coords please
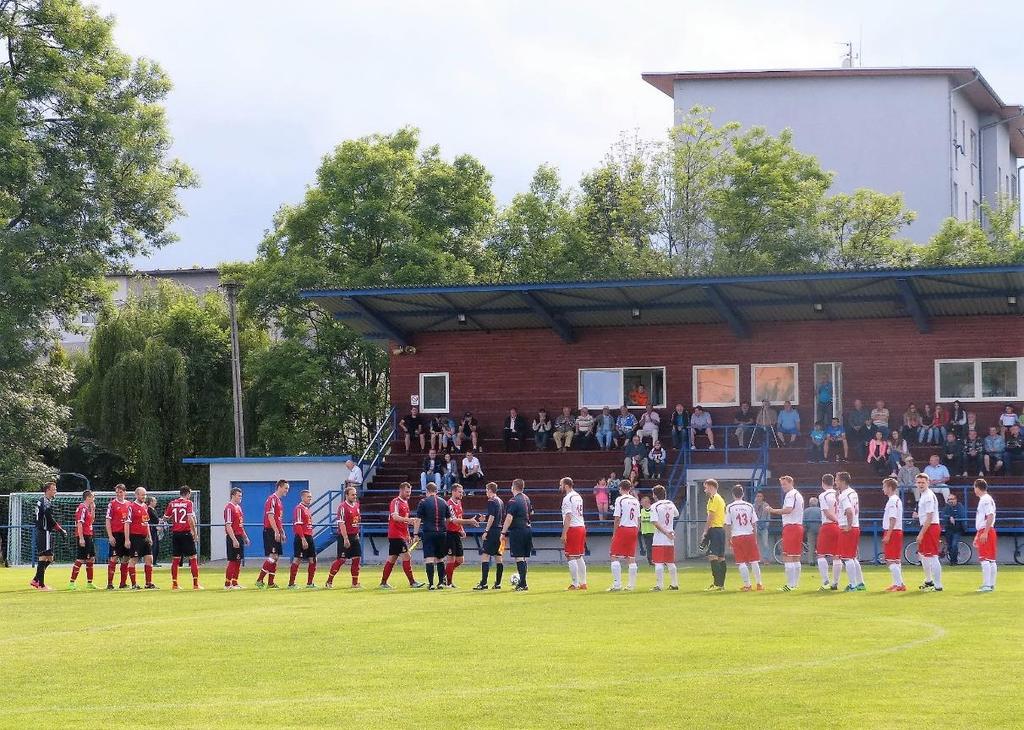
left=649, top=485, right=680, bottom=591
left=972, top=479, right=997, bottom=592
left=608, top=480, right=641, bottom=591
left=880, top=477, right=906, bottom=592
left=725, top=484, right=763, bottom=591
left=559, top=477, right=588, bottom=591
left=815, top=474, right=841, bottom=591
left=767, top=475, right=804, bottom=591
left=913, top=472, right=943, bottom=592
left=835, top=471, right=865, bottom=591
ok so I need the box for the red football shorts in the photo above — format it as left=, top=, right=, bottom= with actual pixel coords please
left=974, top=529, right=997, bottom=561
left=837, top=526, right=860, bottom=559
left=781, top=524, right=804, bottom=557
left=651, top=545, right=675, bottom=564
left=883, top=530, right=903, bottom=562
left=564, top=526, right=586, bottom=557
left=918, top=523, right=941, bottom=557
left=731, top=533, right=760, bottom=563
left=610, top=526, right=639, bottom=558
left=816, top=522, right=839, bottom=556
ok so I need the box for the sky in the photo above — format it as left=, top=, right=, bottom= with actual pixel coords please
left=90, top=0, right=1024, bottom=270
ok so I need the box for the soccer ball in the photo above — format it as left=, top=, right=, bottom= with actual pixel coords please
left=510, top=574, right=520, bottom=586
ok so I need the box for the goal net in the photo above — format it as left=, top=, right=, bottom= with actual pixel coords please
left=6, top=491, right=200, bottom=566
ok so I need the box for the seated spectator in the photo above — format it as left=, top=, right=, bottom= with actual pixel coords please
left=866, top=431, right=890, bottom=476
left=689, top=406, right=715, bottom=449
left=593, top=477, right=609, bottom=520
left=918, top=404, right=938, bottom=445
left=941, top=493, right=967, bottom=565
left=756, top=399, right=777, bottom=446
left=932, top=403, right=949, bottom=443
left=429, top=415, right=448, bottom=452
left=501, top=407, right=528, bottom=452
left=460, top=450, right=484, bottom=489
left=896, top=455, right=919, bottom=493
left=901, top=403, right=921, bottom=444
left=638, top=404, right=661, bottom=444
left=870, top=400, right=890, bottom=438
left=594, top=406, right=616, bottom=451
left=887, top=431, right=909, bottom=476
left=815, top=374, right=833, bottom=425
left=965, top=411, right=979, bottom=439
left=574, top=407, right=595, bottom=449
left=776, top=401, right=800, bottom=445
left=532, top=409, right=552, bottom=451
left=922, top=454, right=951, bottom=502
left=1004, top=424, right=1024, bottom=476
left=623, top=434, right=650, bottom=481
left=983, top=426, right=1005, bottom=475
left=940, top=432, right=963, bottom=476
left=615, top=405, right=637, bottom=447
left=399, top=406, right=426, bottom=453
left=807, top=421, right=826, bottom=462
left=441, top=416, right=458, bottom=451
left=1000, top=404, right=1020, bottom=436
left=648, top=440, right=667, bottom=479
left=629, top=383, right=650, bottom=407
left=844, top=398, right=872, bottom=459
left=961, top=430, right=983, bottom=477
left=733, top=401, right=755, bottom=447
left=458, top=411, right=480, bottom=452
left=440, top=452, right=458, bottom=491
left=824, top=417, right=848, bottom=462
left=344, top=458, right=364, bottom=495
left=420, top=449, right=443, bottom=493
left=948, top=400, right=967, bottom=439
left=553, top=406, right=575, bottom=453
left=670, top=404, right=689, bottom=450
left=607, top=471, right=621, bottom=504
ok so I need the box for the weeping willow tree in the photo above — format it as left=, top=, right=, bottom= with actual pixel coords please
left=75, top=281, right=264, bottom=487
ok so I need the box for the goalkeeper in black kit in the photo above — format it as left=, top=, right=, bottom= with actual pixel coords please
left=32, top=481, right=67, bottom=591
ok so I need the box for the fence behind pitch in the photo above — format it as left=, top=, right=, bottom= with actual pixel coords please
left=6, top=491, right=200, bottom=566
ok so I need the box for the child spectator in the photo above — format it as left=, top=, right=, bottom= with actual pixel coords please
left=1000, top=404, right=1019, bottom=436
left=607, top=472, right=622, bottom=505
left=639, top=495, right=655, bottom=566
left=593, top=477, right=609, bottom=521
left=648, top=440, right=667, bottom=479
left=808, top=421, right=826, bottom=462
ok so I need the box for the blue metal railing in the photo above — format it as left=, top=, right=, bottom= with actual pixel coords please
left=358, top=406, right=397, bottom=488
left=669, top=424, right=771, bottom=500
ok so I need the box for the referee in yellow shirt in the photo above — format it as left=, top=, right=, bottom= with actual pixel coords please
left=702, top=478, right=727, bottom=591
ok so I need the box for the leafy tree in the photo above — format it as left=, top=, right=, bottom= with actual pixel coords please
left=818, top=189, right=916, bottom=269
left=0, top=0, right=194, bottom=487
left=917, top=198, right=1024, bottom=267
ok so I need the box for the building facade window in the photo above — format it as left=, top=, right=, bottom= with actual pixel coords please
left=578, top=367, right=666, bottom=410
left=418, top=372, right=450, bottom=413
left=751, top=363, right=799, bottom=405
left=970, top=130, right=977, bottom=185
left=692, top=365, right=739, bottom=407
left=935, top=359, right=1022, bottom=401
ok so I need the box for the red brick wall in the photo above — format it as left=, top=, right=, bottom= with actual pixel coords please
left=390, top=316, right=1024, bottom=434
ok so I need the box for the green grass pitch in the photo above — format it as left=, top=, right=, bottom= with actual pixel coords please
left=3, top=562, right=1022, bottom=728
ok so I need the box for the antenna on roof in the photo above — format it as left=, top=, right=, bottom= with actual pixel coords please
left=838, top=41, right=860, bottom=68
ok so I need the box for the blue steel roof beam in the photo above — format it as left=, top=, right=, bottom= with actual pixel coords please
left=340, top=298, right=409, bottom=346
left=518, top=291, right=575, bottom=343
left=703, top=285, right=750, bottom=338
left=436, top=293, right=485, bottom=330
left=895, top=278, right=930, bottom=334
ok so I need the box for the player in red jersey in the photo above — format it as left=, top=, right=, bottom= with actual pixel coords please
left=105, top=484, right=132, bottom=589
left=164, top=486, right=202, bottom=590
left=256, top=479, right=289, bottom=589
left=288, top=490, right=318, bottom=588
left=443, top=483, right=480, bottom=588
left=379, top=482, right=424, bottom=589
left=223, top=487, right=250, bottom=589
left=126, top=487, right=157, bottom=589
left=68, top=490, right=97, bottom=590
left=326, top=486, right=362, bottom=589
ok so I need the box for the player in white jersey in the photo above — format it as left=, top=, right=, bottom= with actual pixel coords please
left=880, top=478, right=906, bottom=592
left=724, top=484, right=763, bottom=591
left=608, top=480, right=641, bottom=591
left=912, top=473, right=943, bottom=592
left=559, top=477, right=588, bottom=590
left=835, top=471, right=865, bottom=591
left=648, top=485, right=679, bottom=591
left=815, top=474, right=842, bottom=590
left=972, top=479, right=997, bottom=592
left=767, top=475, right=805, bottom=591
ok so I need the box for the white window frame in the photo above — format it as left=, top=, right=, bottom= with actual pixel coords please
left=934, top=358, right=1023, bottom=402
left=418, top=371, right=450, bottom=414
left=750, top=362, right=800, bottom=406
left=577, top=366, right=667, bottom=410
left=692, top=364, right=740, bottom=408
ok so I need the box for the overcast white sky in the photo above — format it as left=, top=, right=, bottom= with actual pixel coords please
left=91, top=0, right=1022, bottom=269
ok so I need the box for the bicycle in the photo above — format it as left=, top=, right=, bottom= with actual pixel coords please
left=772, top=537, right=810, bottom=565
left=903, top=537, right=973, bottom=566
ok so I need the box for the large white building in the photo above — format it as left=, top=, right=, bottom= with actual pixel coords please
left=642, top=67, right=1024, bottom=240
